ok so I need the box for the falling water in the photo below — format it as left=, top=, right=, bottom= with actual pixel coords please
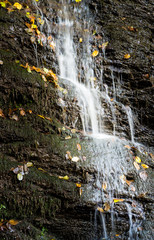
left=123, top=105, right=135, bottom=143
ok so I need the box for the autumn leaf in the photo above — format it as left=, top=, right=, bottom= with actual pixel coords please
left=28, top=109, right=32, bottom=114
left=101, top=42, right=108, bottom=50
left=59, top=175, right=69, bottom=180
left=0, top=60, right=3, bottom=64
left=26, top=162, right=33, bottom=167
left=135, top=156, right=141, bottom=163
left=38, top=168, right=46, bottom=172
left=128, top=26, right=137, bottom=32
left=71, top=129, right=76, bottom=133
left=0, top=108, right=5, bottom=118
left=97, top=207, right=104, bottom=213
left=13, top=2, right=22, bottom=10
left=65, top=136, right=72, bottom=140
left=11, top=114, right=18, bottom=121
left=72, top=156, right=80, bottom=162
left=133, top=161, right=140, bottom=171
left=75, top=0, right=81, bottom=2
left=130, top=185, right=135, bottom=192
left=20, top=109, right=26, bottom=116
left=76, top=183, right=81, bottom=188
left=38, top=114, right=45, bottom=119
left=104, top=202, right=110, bottom=211
left=120, top=174, right=126, bottom=184
left=141, top=164, right=149, bottom=169
left=126, top=179, right=134, bottom=186
left=102, top=182, right=107, bottom=190
left=79, top=188, right=82, bottom=196
left=124, top=145, right=131, bottom=149
left=92, top=50, right=99, bottom=57
left=77, top=143, right=81, bottom=151
left=79, top=38, right=82, bottom=43
left=17, top=173, right=23, bottom=181
left=0, top=2, right=6, bottom=8
left=65, top=151, right=72, bottom=160
left=113, top=199, right=124, bottom=203
left=124, top=54, right=131, bottom=59
left=8, top=219, right=19, bottom=225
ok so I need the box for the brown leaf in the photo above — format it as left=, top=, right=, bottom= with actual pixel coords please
left=77, top=143, right=81, bottom=151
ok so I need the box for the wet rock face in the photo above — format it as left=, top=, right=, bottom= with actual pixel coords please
left=88, top=0, right=154, bottom=145
left=0, top=0, right=153, bottom=240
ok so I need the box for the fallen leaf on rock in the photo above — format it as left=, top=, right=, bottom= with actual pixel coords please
left=13, top=3, right=22, bottom=10
left=20, top=109, right=26, bottom=116
left=133, top=161, right=140, bottom=171
left=65, top=151, right=72, bottom=160
left=128, top=26, right=137, bottom=32
left=124, top=54, right=131, bottom=59
left=113, top=199, right=124, bottom=203
left=65, top=136, right=72, bottom=140
left=26, top=162, right=33, bottom=167
left=0, top=108, right=5, bottom=118
left=0, top=2, right=6, bottom=8
left=104, top=202, right=110, bottom=211
left=126, top=179, right=134, bottom=186
left=72, top=156, right=80, bottom=162
left=76, top=183, right=81, bottom=188
left=79, top=38, right=82, bottom=42
left=124, top=145, right=131, bottom=149
left=139, top=171, right=148, bottom=181
left=135, top=156, right=141, bottom=163
left=101, top=42, right=108, bottom=50
left=79, top=188, right=82, bottom=196
left=8, top=219, right=19, bottom=226
left=11, top=114, right=19, bottom=121
left=38, top=114, right=45, bottom=119
left=141, top=164, right=149, bottom=169
left=0, top=60, right=3, bottom=65
left=17, top=173, right=23, bottom=181
left=120, top=174, right=126, bottom=184
left=102, top=182, right=107, bottom=190
left=97, top=207, right=104, bottom=213
left=92, top=50, right=99, bottom=57
left=75, top=0, right=82, bottom=2
left=77, top=143, right=81, bottom=151
left=71, top=129, right=76, bottom=133
left=28, top=109, right=32, bottom=114
left=59, top=175, right=69, bottom=180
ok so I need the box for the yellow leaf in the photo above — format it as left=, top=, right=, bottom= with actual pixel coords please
left=38, top=114, right=45, bottom=119
left=124, top=54, right=131, bottom=59
left=77, top=143, right=81, bottom=151
left=101, top=42, right=108, bottom=50
left=104, top=202, right=110, bottom=211
left=141, top=164, right=149, bottom=169
left=17, top=173, right=23, bottom=181
left=79, top=188, right=82, bottom=196
left=133, top=161, right=140, bottom=171
left=26, top=162, right=33, bottom=167
left=0, top=2, right=6, bottom=8
left=92, top=50, right=99, bottom=57
left=102, top=182, right=107, bottom=190
left=79, top=38, right=82, bottom=43
left=135, top=156, right=141, bottom=163
left=31, top=24, right=37, bottom=29
left=113, top=199, right=124, bottom=203
left=75, top=0, right=81, bottom=2
left=65, top=136, right=72, bottom=140
left=97, top=207, right=104, bottom=213
left=8, top=219, right=19, bottom=225
left=59, top=175, right=69, bottom=180
left=71, top=129, right=76, bottom=133
left=76, top=183, right=81, bottom=188
left=38, top=168, right=46, bottom=172
left=27, top=65, right=31, bottom=73
left=13, top=3, right=22, bottom=10
left=65, top=151, right=72, bottom=160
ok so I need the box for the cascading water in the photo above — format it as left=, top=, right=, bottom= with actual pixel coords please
left=32, top=0, right=150, bottom=239
left=55, top=1, right=145, bottom=239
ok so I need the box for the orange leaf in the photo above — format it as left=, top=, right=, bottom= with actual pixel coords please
left=92, top=50, right=99, bottom=57
left=141, top=164, right=149, bottom=169
left=97, top=207, right=104, bottom=213
left=28, top=110, right=32, bottom=114
left=77, top=143, right=81, bottom=151
left=20, top=109, right=26, bottom=116
left=126, top=179, right=134, bottom=186
left=76, top=183, right=81, bottom=188
left=124, top=145, right=131, bottom=149
left=13, top=3, right=22, bottom=10
left=8, top=219, right=19, bottom=225
left=124, top=54, right=131, bottom=59
left=0, top=108, right=5, bottom=118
